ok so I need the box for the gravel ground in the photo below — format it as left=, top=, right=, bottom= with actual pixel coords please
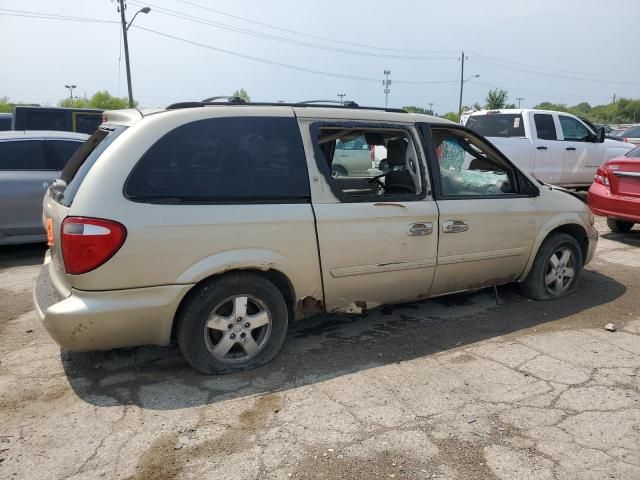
left=1, top=217, right=639, bottom=480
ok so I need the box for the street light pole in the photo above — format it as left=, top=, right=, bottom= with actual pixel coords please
left=516, top=97, right=524, bottom=108
left=64, top=84, right=76, bottom=100
left=337, top=93, right=346, bottom=105
left=458, top=70, right=480, bottom=122
left=117, top=1, right=150, bottom=108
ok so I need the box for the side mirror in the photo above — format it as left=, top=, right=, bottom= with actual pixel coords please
left=597, top=127, right=606, bottom=143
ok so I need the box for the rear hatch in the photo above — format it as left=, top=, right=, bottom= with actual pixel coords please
left=607, top=156, right=640, bottom=197
left=43, top=126, right=127, bottom=292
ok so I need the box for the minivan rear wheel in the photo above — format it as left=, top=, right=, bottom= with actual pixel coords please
left=177, top=273, right=288, bottom=374
left=520, top=233, right=583, bottom=301
left=607, top=218, right=634, bottom=233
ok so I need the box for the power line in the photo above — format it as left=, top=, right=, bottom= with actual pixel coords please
left=172, top=0, right=458, bottom=55
left=128, top=0, right=456, bottom=61
left=0, top=8, right=116, bottom=23
left=467, top=50, right=637, bottom=80
left=132, top=25, right=458, bottom=85
left=468, top=57, right=640, bottom=86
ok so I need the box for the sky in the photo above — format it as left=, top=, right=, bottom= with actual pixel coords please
left=0, top=0, right=638, bottom=114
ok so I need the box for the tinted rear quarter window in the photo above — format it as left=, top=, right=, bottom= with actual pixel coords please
left=534, top=114, right=557, bottom=140
left=0, top=140, right=50, bottom=170
left=623, top=126, right=640, bottom=137
left=125, top=116, right=310, bottom=202
left=466, top=114, right=525, bottom=137
left=56, top=127, right=127, bottom=206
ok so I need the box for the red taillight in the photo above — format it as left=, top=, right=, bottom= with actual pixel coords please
left=61, top=217, right=126, bottom=275
left=594, top=167, right=610, bottom=187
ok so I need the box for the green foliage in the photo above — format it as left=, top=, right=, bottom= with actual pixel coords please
left=484, top=89, right=509, bottom=109
left=58, top=91, right=132, bottom=110
left=441, top=112, right=459, bottom=122
left=232, top=88, right=251, bottom=102
left=533, top=98, right=640, bottom=123
left=0, top=96, right=12, bottom=113
left=402, top=105, right=428, bottom=114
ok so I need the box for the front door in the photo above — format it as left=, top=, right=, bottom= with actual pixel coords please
left=300, top=119, right=439, bottom=313
left=426, top=125, right=537, bottom=296
left=558, top=114, right=600, bottom=185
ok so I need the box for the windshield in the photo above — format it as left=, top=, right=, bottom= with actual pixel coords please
left=466, top=114, right=525, bottom=138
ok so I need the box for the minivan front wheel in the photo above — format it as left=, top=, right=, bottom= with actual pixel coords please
left=177, top=273, right=288, bottom=374
left=520, top=233, right=583, bottom=301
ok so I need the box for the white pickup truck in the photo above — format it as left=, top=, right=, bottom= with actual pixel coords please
left=466, top=109, right=633, bottom=188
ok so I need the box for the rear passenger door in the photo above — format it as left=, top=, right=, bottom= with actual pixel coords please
left=424, top=125, right=537, bottom=296
left=0, top=139, right=57, bottom=238
left=299, top=119, right=439, bottom=313
left=531, top=112, right=564, bottom=185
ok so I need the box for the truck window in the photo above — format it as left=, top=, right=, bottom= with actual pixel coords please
left=466, top=114, right=525, bottom=138
left=559, top=116, right=590, bottom=142
left=533, top=114, right=557, bottom=141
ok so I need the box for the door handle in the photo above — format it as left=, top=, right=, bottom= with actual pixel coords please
left=407, top=222, right=433, bottom=236
left=536, top=146, right=547, bottom=150
left=566, top=147, right=576, bottom=151
left=442, top=220, right=469, bottom=233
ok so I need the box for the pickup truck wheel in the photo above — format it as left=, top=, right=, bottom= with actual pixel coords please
left=520, top=233, right=583, bottom=301
left=177, top=273, right=288, bottom=374
left=607, top=218, right=634, bottom=233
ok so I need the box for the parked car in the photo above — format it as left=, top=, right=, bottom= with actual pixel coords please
left=0, top=113, right=12, bottom=131
left=0, top=131, right=88, bottom=245
left=588, top=144, right=640, bottom=232
left=34, top=101, right=597, bottom=374
left=12, top=106, right=102, bottom=134
left=466, top=109, right=633, bottom=188
left=617, top=125, right=640, bottom=145
left=331, top=134, right=376, bottom=177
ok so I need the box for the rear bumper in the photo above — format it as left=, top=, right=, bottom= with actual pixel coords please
left=588, top=183, right=640, bottom=224
left=34, top=262, right=192, bottom=351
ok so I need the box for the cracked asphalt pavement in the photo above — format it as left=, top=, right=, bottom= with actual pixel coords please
left=1, top=218, right=639, bottom=479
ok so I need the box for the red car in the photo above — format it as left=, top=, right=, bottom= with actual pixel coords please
left=588, top=144, right=640, bottom=232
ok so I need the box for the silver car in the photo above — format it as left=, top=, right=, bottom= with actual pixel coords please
left=0, top=130, right=88, bottom=245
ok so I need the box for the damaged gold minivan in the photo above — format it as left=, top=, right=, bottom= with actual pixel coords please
left=34, top=100, right=597, bottom=374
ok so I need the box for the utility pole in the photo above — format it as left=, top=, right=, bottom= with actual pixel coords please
left=118, top=0, right=134, bottom=108
left=64, top=84, right=76, bottom=100
left=612, top=93, right=616, bottom=103
left=516, top=97, right=524, bottom=108
left=337, top=93, right=346, bottom=105
left=383, top=70, right=391, bottom=108
left=457, top=51, right=466, bottom=122
left=427, top=102, right=434, bottom=114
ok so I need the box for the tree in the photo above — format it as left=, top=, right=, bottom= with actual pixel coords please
left=232, top=88, right=251, bottom=102
left=402, top=105, right=427, bottom=114
left=0, top=96, right=12, bottom=113
left=440, top=112, right=459, bottom=122
left=58, top=91, right=131, bottom=109
left=484, top=89, right=509, bottom=109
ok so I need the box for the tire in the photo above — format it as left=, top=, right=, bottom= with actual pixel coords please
left=331, top=165, right=348, bottom=178
left=607, top=218, right=634, bottom=233
left=177, top=272, right=288, bottom=374
left=520, top=233, right=583, bottom=301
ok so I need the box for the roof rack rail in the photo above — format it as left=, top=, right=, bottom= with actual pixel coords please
left=165, top=100, right=407, bottom=114
left=201, top=95, right=247, bottom=104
